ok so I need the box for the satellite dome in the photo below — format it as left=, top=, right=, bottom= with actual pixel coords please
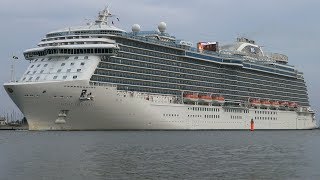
left=132, top=24, right=141, bottom=33
left=158, top=22, right=167, bottom=33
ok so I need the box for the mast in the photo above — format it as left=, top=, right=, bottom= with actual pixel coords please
left=95, top=6, right=113, bottom=26
left=11, top=56, right=18, bottom=82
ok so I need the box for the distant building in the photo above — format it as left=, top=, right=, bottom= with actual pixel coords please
left=0, top=117, right=7, bottom=126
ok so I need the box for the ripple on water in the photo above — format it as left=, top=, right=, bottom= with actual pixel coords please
left=0, top=130, right=320, bottom=179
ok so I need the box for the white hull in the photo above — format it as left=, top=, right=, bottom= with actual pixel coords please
left=4, top=81, right=317, bottom=130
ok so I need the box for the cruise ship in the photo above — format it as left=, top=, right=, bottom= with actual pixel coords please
left=3, top=7, right=317, bottom=130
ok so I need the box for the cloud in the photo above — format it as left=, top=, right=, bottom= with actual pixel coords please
left=0, top=0, right=319, bottom=120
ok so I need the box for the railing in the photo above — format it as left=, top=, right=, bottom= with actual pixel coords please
left=120, top=32, right=293, bottom=66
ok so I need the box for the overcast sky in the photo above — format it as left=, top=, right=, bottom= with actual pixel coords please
left=0, top=0, right=319, bottom=119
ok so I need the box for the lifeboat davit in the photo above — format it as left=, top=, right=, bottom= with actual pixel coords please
left=270, top=101, right=280, bottom=108
left=183, top=94, right=199, bottom=103
left=260, top=100, right=271, bottom=108
left=250, top=99, right=261, bottom=107
left=212, top=96, right=225, bottom=105
left=199, top=95, right=212, bottom=103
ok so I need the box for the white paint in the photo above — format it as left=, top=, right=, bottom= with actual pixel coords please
left=4, top=79, right=317, bottom=130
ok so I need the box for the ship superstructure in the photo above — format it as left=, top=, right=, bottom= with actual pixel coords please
left=4, top=7, right=317, bottom=130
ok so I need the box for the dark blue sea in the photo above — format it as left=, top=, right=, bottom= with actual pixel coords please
left=1, top=130, right=320, bottom=180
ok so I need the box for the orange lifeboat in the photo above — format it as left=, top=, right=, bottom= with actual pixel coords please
left=199, top=94, right=212, bottom=103
left=279, top=101, right=289, bottom=109
left=183, top=93, right=199, bottom=103
left=261, top=100, right=271, bottom=108
left=288, top=102, right=298, bottom=109
left=250, top=99, right=261, bottom=107
left=212, top=95, right=225, bottom=105
left=270, top=101, right=280, bottom=108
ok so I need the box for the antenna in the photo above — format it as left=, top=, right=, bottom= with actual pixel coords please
left=84, top=18, right=92, bottom=25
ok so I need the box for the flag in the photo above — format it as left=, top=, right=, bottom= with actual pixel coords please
left=13, top=56, right=18, bottom=59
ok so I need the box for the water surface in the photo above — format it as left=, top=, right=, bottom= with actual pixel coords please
left=0, top=130, right=320, bottom=180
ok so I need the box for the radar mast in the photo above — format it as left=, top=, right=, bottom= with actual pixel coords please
left=95, top=5, right=113, bottom=25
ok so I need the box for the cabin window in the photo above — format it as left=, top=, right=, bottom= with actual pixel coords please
left=63, top=76, right=67, bottom=79
left=67, top=69, right=71, bottom=73
left=61, top=63, right=65, bottom=66
left=57, top=69, right=61, bottom=73
left=73, top=75, right=78, bottom=79
left=53, top=76, right=58, bottom=79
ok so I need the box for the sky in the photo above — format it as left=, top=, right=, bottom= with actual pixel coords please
left=0, top=0, right=319, bottom=120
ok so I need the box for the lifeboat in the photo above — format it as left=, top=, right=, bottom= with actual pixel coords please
left=260, top=100, right=271, bottom=108
left=288, top=102, right=298, bottom=110
left=199, top=94, right=212, bottom=103
left=270, top=101, right=280, bottom=108
left=250, top=99, right=261, bottom=107
left=279, top=101, right=289, bottom=109
left=183, top=94, right=199, bottom=103
left=212, top=96, right=225, bottom=105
